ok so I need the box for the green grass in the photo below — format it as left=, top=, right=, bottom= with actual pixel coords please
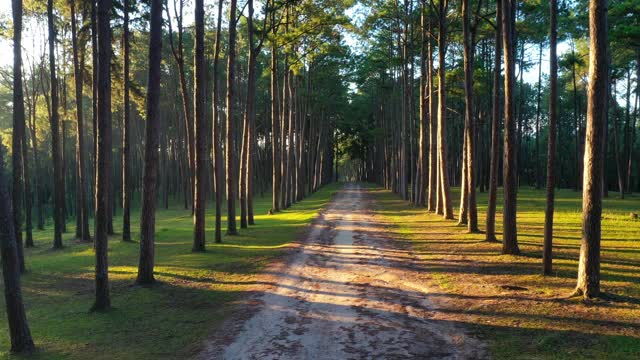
left=371, top=185, right=640, bottom=359
left=0, top=184, right=340, bottom=359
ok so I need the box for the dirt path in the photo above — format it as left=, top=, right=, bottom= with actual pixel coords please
left=198, top=184, right=485, bottom=359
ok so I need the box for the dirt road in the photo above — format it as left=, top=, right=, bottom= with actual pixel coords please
left=198, top=184, right=485, bottom=359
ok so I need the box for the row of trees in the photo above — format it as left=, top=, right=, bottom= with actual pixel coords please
left=2, top=0, right=353, bottom=353
left=344, top=0, right=634, bottom=299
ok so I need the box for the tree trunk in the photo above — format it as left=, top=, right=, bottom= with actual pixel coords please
left=462, top=0, right=478, bottom=232
left=71, top=0, right=91, bottom=243
left=1, top=128, right=35, bottom=353
left=501, top=0, right=520, bottom=255
left=193, top=0, right=207, bottom=251
left=486, top=0, right=502, bottom=243
left=121, top=0, right=131, bottom=242
left=137, top=0, right=163, bottom=284
left=535, top=43, right=543, bottom=190
left=12, top=0, right=26, bottom=272
left=48, top=0, right=64, bottom=250
left=575, top=0, right=607, bottom=299
left=92, top=0, right=112, bottom=312
left=437, top=0, right=453, bottom=219
left=427, top=3, right=437, bottom=211
left=225, top=0, right=239, bottom=235
left=212, top=0, right=224, bottom=243
left=543, top=0, right=558, bottom=275
left=270, top=19, right=281, bottom=213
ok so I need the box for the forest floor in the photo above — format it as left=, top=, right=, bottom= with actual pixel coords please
left=373, top=185, right=640, bottom=359
left=198, top=183, right=485, bottom=359
left=0, top=184, right=340, bottom=359
left=2, top=183, right=639, bottom=359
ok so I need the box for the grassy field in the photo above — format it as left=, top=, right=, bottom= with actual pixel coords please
left=372, top=186, right=640, bottom=359
left=0, top=184, right=339, bottom=359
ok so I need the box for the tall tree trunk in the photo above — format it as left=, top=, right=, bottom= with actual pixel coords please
left=21, top=116, right=33, bottom=248
left=71, top=0, right=91, bottom=243
left=121, top=0, right=131, bottom=242
left=212, top=0, right=223, bottom=243
left=535, top=42, right=543, bottom=189
left=92, top=0, right=112, bottom=312
left=572, top=56, right=580, bottom=191
left=437, top=0, right=453, bottom=219
left=543, top=0, right=558, bottom=275
left=166, top=0, right=194, bottom=212
left=1, top=128, right=35, bottom=353
left=225, top=0, right=239, bottom=235
left=270, top=19, right=281, bottom=213
left=48, top=0, right=64, bottom=249
left=245, top=0, right=260, bottom=225
left=486, top=0, right=502, bottom=242
left=12, top=0, right=26, bottom=272
left=501, top=0, right=520, bottom=255
left=137, top=0, right=163, bottom=284
left=427, top=3, right=437, bottom=212
left=612, top=82, right=625, bottom=198
left=575, top=0, right=607, bottom=299
left=193, top=0, right=206, bottom=251
left=462, top=0, right=478, bottom=232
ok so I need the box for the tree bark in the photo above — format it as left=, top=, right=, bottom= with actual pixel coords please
left=48, top=0, right=64, bottom=249
left=575, top=0, right=607, bottom=299
left=462, top=0, right=478, bottom=232
left=437, top=0, right=453, bottom=219
left=501, top=0, right=520, bottom=255
left=543, top=0, right=558, bottom=275
left=1, top=130, right=35, bottom=354
left=486, top=0, right=501, bottom=242
left=225, top=0, right=239, bottom=235
left=138, top=0, right=163, bottom=283
left=12, top=0, right=26, bottom=272
left=121, top=0, right=131, bottom=242
left=92, top=0, right=112, bottom=312
left=212, top=0, right=224, bottom=243
left=193, top=0, right=207, bottom=251
left=71, top=0, right=92, bottom=243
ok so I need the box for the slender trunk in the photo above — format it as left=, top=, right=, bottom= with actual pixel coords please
left=121, top=0, right=131, bottom=242
left=12, top=0, right=26, bottom=272
left=1, top=122, right=35, bottom=353
left=427, top=3, right=437, bottom=211
left=535, top=42, right=543, bottom=189
left=462, top=0, right=478, bottom=232
left=575, top=0, right=607, bottom=299
left=437, top=0, right=453, bottom=219
left=543, top=0, right=558, bottom=275
left=48, top=0, right=64, bottom=249
left=193, top=0, right=207, bottom=251
left=212, top=0, right=223, bottom=243
left=137, top=0, right=163, bottom=284
left=92, top=0, right=112, bottom=311
left=270, top=21, right=280, bottom=213
left=501, top=0, right=519, bottom=255
left=225, top=0, right=239, bottom=235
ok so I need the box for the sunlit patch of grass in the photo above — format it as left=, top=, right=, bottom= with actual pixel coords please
left=0, top=184, right=339, bottom=359
left=371, top=185, right=640, bottom=359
